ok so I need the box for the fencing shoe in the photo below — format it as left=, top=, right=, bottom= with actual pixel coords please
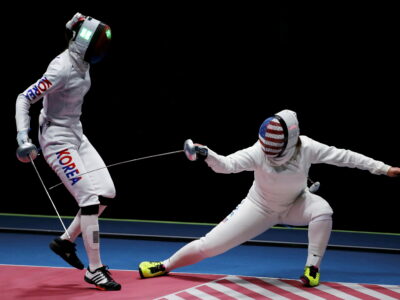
left=138, top=261, right=168, bottom=278
left=300, top=265, right=320, bottom=287
left=84, top=265, right=121, bottom=291
left=49, top=238, right=84, bottom=270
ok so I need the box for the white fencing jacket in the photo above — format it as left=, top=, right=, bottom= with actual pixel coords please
left=205, top=136, right=391, bottom=213
left=15, top=48, right=90, bottom=134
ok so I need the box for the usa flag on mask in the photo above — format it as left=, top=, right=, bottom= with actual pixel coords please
left=258, top=117, right=285, bottom=157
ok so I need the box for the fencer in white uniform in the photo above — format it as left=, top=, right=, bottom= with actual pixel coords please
left=138, top=109, right=400, bottom=287
left=15, top=13, right=120, bottom=291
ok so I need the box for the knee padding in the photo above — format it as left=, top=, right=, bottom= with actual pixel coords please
left=85, top=224, right=100, bottom=250
left=99, top=197, right=112, bottom=207
left=81, top=204, right=99, bottom=215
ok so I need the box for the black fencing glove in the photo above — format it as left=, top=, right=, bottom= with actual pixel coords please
left=194, top=145, right=208, bottom=161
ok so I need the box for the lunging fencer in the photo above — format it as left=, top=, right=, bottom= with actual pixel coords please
left=139, top=109, right=400, bottom=287
left=15, top=13, right=121, bottom=291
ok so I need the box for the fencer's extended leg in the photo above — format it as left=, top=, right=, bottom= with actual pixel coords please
left=306, top=214, right=332, bottom=268
left=139, top=199, right=279, bottom=278
left=139, top=238, right=213, bottom=278
left=162, top=239, right=208, bottom=271
left=165, top=202, right=278, bottom=271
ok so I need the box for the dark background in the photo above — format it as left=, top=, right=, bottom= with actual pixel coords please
left=3, top=3, right=398, bottom=233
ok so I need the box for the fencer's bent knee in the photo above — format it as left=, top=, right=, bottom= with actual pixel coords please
left=81, top=204, right=99, bottom=215
left=311, top=203, right=333, bottom=220
left=310, top=213, right=332, bottom=223
left=307, top=193, right=333, bottom=219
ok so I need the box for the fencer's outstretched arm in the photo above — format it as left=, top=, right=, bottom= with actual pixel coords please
left=387, top=167, right=400, bottom=177
left=204, top=142, right=259, bottom=174
left=303, top=136, right=392, bottom=175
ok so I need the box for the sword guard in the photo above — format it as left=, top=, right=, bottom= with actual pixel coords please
left=16, top=142, right=38, bottom=163
left=184, top=139, right=197, bottom=161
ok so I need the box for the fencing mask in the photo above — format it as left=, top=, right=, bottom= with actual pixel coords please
left=66, top=12, right=111, bottom=64
left=258, top=109, right=300, bottom=163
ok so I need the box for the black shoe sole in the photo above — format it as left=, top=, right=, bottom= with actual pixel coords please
left=300, top=275, right=319, bottom=287
left=138, top=267, right=145, bottom=279
left=84, top=277, right=121, bottom=291
left=138, top=267, right=168, bottom=279
left=300, top=275, right=310, bottom=287
left=49, top=240, right=84, bottom=270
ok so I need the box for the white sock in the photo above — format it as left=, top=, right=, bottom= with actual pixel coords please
left=306, top=214, right=332, bottom=268
left=81, top=214, right=102, bottom=271
left=61, top=211, right=81, bottom=242
left=61, top=205, right=107, bottom=242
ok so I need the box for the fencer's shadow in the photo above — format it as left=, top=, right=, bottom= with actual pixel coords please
left=167, top=273, right=220, bottom=283
left=17, top=283, right=99, bottom=298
